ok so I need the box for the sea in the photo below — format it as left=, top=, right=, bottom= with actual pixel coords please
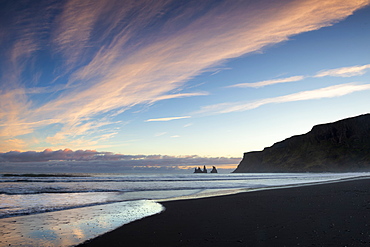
left=0, top=172, right=368, bottom=246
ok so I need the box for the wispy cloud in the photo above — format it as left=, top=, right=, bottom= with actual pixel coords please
left=228, top=63, right=370, bottom=89
left=314, top=64, right=370, bottom=77
left=154, top=132, right=167, bottom=137
left=1, top=0, right=369, bottom=151
left=229, top=76, right=305, bottom=88
left=146, top=116, right=191, bottom=122
left=150, top=92, right=209, bottom=102
left=0, top=139, right=27, bottom=153
left=197, top=83, right=370, bottom=115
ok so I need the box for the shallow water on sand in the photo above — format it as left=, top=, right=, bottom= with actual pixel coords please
left=0, top=200, right=164, bottom=247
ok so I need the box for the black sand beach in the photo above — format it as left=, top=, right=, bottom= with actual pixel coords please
left=78, top=178, right=370, bottom=246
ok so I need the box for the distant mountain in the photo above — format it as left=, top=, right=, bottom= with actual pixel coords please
left=233, top=114, right=370, bottom=173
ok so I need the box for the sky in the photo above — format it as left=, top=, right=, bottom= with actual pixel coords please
left=1, top=0, right=370, bottom=173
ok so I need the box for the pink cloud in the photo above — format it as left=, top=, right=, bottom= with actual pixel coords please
left=1, top=0, right=369, bottom=151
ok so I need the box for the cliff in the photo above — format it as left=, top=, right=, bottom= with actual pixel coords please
left=233, top=114, right=370, bottom=173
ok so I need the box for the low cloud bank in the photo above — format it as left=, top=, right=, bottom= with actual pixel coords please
left=0, top=149, right=142, bottom=162
left=0, top=149, right=240, bottom=173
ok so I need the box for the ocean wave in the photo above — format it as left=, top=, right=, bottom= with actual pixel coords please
left=1, top=173, right=90, bottom=178
left=0, top=188, right=130, bottom=195
left=0, top=199, right=134, bottom=219
left=0, top=174, right=305, bottom=183
left=0, top=184, right=267, bottom=195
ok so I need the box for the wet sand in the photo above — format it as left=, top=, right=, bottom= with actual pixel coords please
left=78, top=178, right=370, bottom=246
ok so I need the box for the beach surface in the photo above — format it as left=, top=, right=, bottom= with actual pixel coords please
left=78, top=178, right=370, bottom=246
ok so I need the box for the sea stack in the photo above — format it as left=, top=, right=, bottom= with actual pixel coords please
left=210, top=166, right=218, bottom=173
left=194, top=166, right=208, bottom=173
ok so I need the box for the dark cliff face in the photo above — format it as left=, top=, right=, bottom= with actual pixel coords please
left=233, top=114, right=370, bottom=173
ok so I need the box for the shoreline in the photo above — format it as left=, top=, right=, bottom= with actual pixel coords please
left=78, top=177, right=370, bottom=246
left=155, top=175, right=370, bottom=203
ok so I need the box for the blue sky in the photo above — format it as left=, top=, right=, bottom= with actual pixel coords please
left=1, top=0, right=370, bottom=172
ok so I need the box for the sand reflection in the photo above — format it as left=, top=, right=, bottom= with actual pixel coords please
left=0, top=200, right=164, bottom=247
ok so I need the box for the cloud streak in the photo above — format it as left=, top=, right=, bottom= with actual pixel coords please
left=228, top=63, right=370, bottom=89
left=229, top=76, right=305, bottom=88
left=1, top=0, right=369, bottom=151
left=197, top=83, right=370, bottom=115
left=146, top=116, right=191, bottom=122
left=314, top=64, right=370, bottom=77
